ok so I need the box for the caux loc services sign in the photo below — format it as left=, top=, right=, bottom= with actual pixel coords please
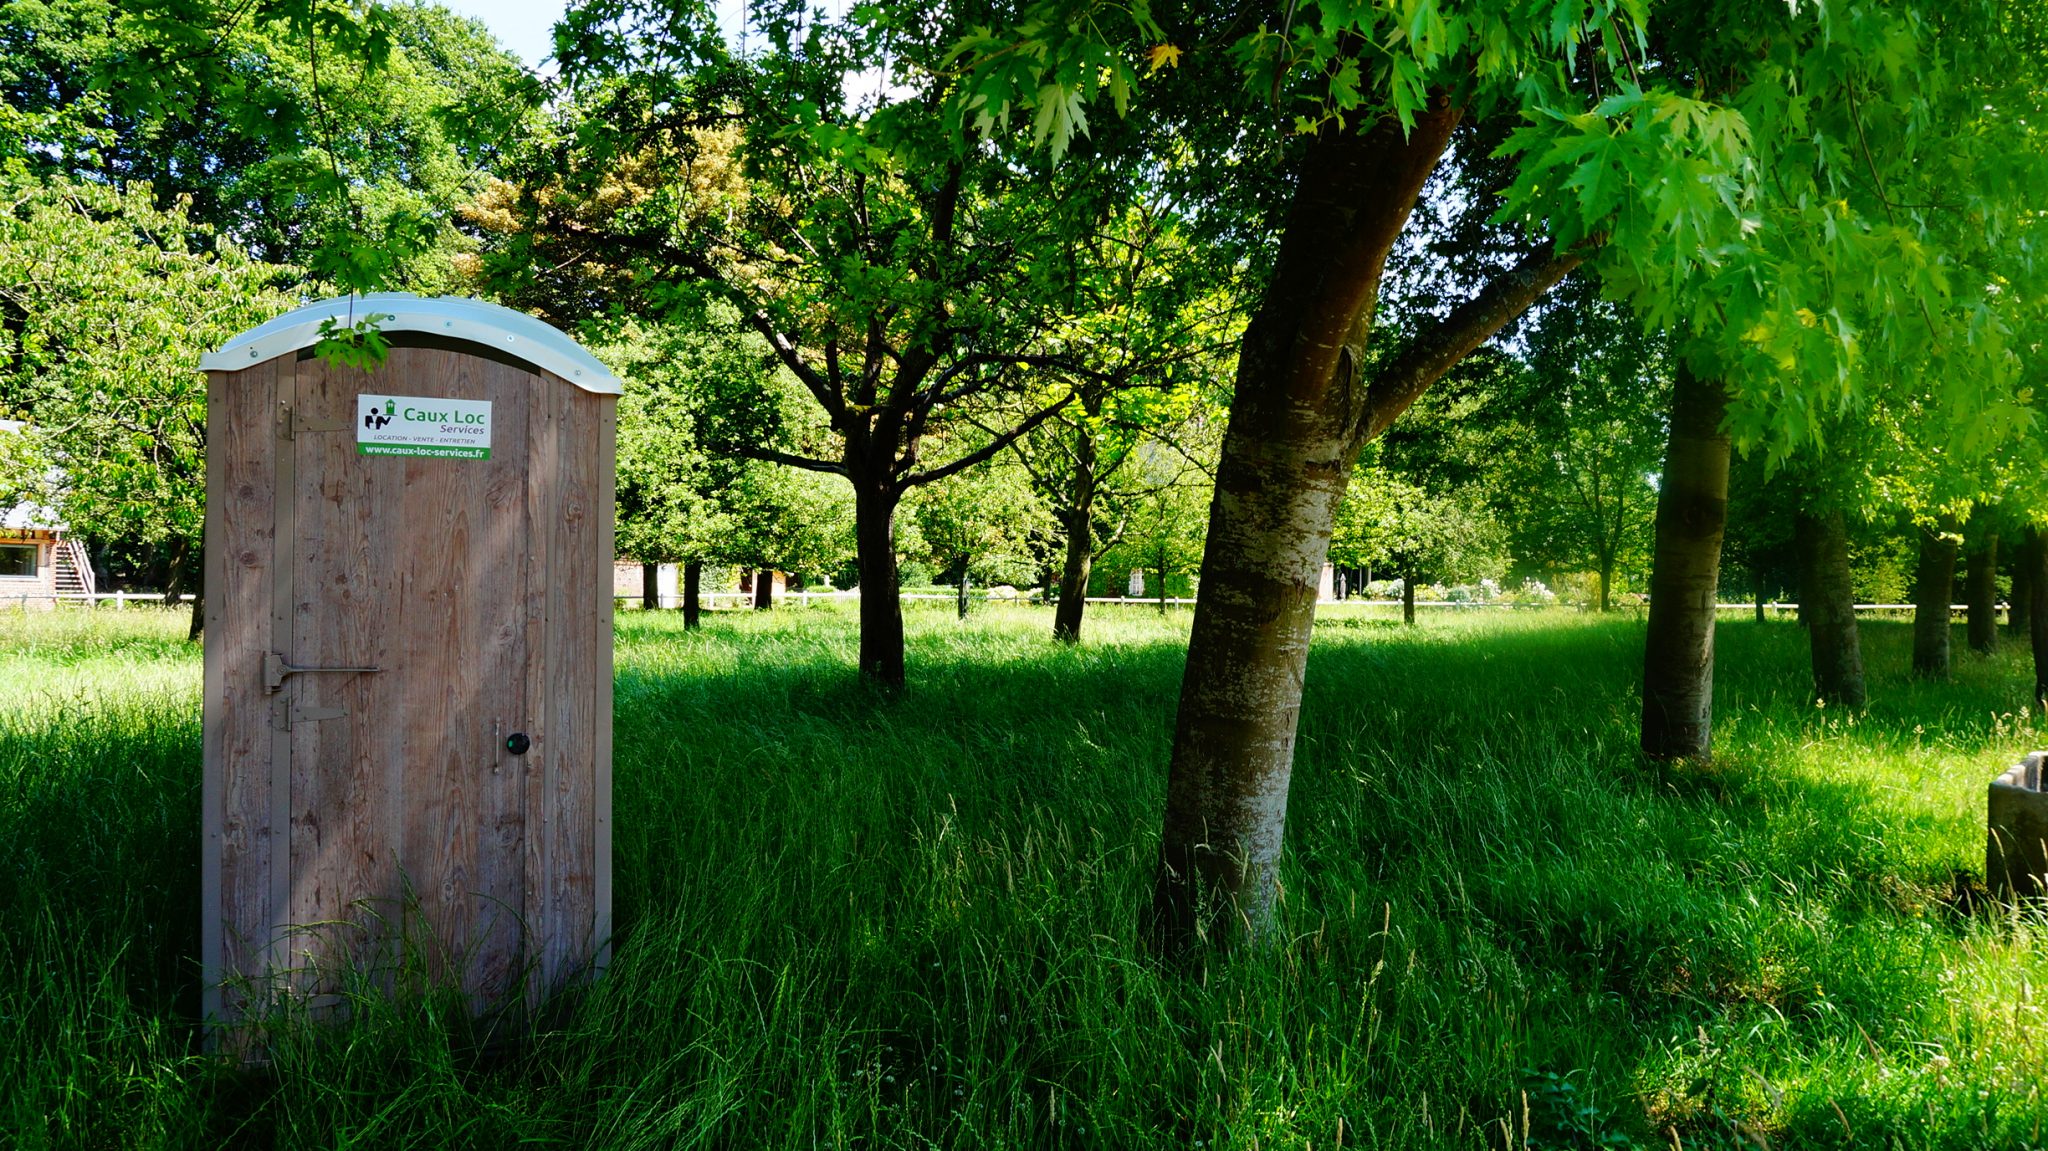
left=357, top=395, right=493, bottom=459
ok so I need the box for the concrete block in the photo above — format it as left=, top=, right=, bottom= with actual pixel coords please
left=1988, top=751, right=2048, bottom=898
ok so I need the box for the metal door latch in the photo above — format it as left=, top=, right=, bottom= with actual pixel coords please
left=264, top=651, right=380, bottom=693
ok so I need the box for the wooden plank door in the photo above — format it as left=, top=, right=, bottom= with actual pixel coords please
left=280, top=349, right=534, bottom=1006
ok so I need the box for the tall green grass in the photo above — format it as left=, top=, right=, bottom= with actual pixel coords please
left=4, top=602, right=2048, bottom=1148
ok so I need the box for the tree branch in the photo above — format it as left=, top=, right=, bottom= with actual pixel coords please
left=1361, top=238, right=1589, bottom=442
left=900, top=392, right=1076, bottom=491
left=730, top=444, right=848, bottom=477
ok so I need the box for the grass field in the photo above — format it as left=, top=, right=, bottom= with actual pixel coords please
left=5, top=602, right=2048, bottom=1149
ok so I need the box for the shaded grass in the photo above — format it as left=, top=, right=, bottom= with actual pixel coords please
left=4, top=602, right=2048, bottom=1148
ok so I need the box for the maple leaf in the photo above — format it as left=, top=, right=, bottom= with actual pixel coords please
left=1145, top=43, right=1182, bottom=75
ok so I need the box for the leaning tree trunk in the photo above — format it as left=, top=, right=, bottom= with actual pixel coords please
left=1401, top=565, right=1417, bottom=625
left=1053, top=437, right=1098, bottom=643
left=853, top=478, right=906, bottom=686
left=1146, top=103, right=1580, bottom=954
left=1638, top=365, right=1731, bottom=761
left=1796, top=508, right=1866, bottom=708
left=1967, top=528, right=1999, bottom=655
left=642, top=562, right=660, bottom=612
left=682, top=560, right=702, bottom=630
left=1147, top=112, right=1459, bottom=953
left=1911, top=516, right=1959, bottom=678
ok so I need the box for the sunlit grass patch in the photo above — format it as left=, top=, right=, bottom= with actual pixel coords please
left=4, top=605, right=2048, bottom=1147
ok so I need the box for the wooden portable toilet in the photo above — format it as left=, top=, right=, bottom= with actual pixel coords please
left=198, top=294, right=619, bottom=1030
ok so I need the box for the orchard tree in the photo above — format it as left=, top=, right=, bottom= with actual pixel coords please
left=1633, top=1, right=2046, bottom=759
left=958, top=0, right=2048, bottom=944
left=479, top=4, right=1200, bottom=686
left=1329, top=466, right=1505, bottom=623
left=1504, top=281, right=1668, bottom=612
left=601, top=309, right=855, bottom=624
left=1097, top=436, right=1218, bottom=613
left=996, top=202, right=1240, bottom=642
left=0, top=169, right=296, bottom=635
left=906, top=449, right=1051, bottom=616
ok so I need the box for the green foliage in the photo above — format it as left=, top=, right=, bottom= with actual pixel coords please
left=599, top=306, right=855, bottom=579
left=0, top=168, right=295, bottom=569
left=951, top=0, right=2048, bottom=468
left=1095, top=437, right=1216, bottom=594
left=2, top=0, right=537, bottom=292
left=1330, top=466, right=1507, bottom=587
left=311, top=312, right=395, bottom=371
left=906, top=454, right=1053, bottom=587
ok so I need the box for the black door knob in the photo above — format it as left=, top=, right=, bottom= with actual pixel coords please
left=505, top=732, right=531, bottom=755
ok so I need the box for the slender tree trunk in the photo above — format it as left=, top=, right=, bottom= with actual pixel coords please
left=1054, top=438, right=1097, bottom=643
left=1639, top=366, right=1731, bottom=760
left=854, top=480, right=906, bottom=686
left=957, top=563, right=970, bottom=621
left=1402, top=565, right=1417, bottom=625
left=1145, top=103, right=1581, bottom=954
left=754, top=570, right=774, bottom=610
left=1796, top=508, right=1866, bottom=708
left=1053, top=518, right=1093, bottom=641
left=1968, top=528, right=1999, bottom=654
left=1753, top=561, right=1767, bottom=624
left=2012, top=545, right=2033, bottom=637
left=683, top=561, right=702, bottom=630
left=2028, top=528, right=2048, bottom=710
left=1156, top=556, right=1169, bottom=614
left=165, top=537, right=203, bottom=642
left=642, top=562, right=660, bottom=612
left=1911, top=516, right=1958, bottom=678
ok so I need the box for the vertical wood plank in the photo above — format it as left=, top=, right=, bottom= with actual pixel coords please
left=523, top=368, right=562, bottom=1001
left=201, top=374, right=225, bottom=1028
left=265, top=358, right=297, bottom=996
left=288, top=351, right=394, bottom=1001
left=469, top=357, right=532, bottom=1003
left=397, top=349, right=478, bottom=984
left=592, top=390, right=616, bottom=974
left=204, top=360, right=280, bottom=1029
left=545, top=381, right=598, bottom=989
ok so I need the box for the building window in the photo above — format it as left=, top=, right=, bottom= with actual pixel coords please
left=0, top=544, right=36, bottom=578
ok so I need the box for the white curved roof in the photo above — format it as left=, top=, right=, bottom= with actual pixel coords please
left=200, top=293, right=622, bottom=394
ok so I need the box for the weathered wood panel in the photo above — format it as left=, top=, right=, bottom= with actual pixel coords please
left=468, top=357, right=535, bottom=1002
left=287, top=352, right=382, bottom=1002
left=283, top=349, right=536, bottom=1003
left=522, top=371, right=560, bottom=1002
left=592, top=392, right=616, bottom=975
left=211, top=339, right=610, bottom=1032
left=202, top=358, right=284, bottom=1027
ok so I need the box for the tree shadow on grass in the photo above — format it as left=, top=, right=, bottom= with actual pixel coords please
left=9, top=611, right=2041, bottom=1147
